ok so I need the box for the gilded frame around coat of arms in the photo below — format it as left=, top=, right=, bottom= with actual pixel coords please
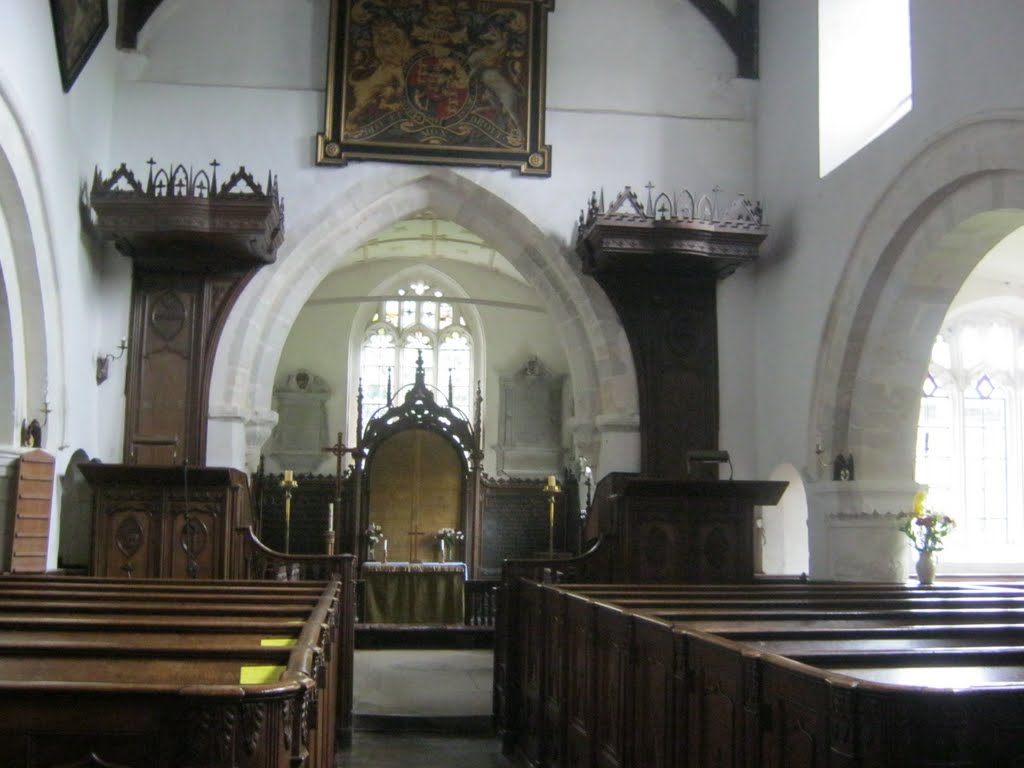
left=316, top=0, right=553, bottom=176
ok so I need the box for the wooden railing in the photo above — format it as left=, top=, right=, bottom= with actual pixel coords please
left=239, top=525, right=357, bottom=747
left=465, top=579, right=498, bottom=626
left=240, top=525, right=355, bottom=581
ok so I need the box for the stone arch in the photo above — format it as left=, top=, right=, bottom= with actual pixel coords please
left=0, top=85, right=60, bottom=449
left=0, top=81, right=65, bottom=571
left=208, top=168, right=636, bottom=474
left=813, top=112, right=1024, bottom=486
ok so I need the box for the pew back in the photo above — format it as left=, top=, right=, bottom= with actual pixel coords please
left=0, top=570, right=355, bottom=768
left=499, top=578, right=1024, bottom=767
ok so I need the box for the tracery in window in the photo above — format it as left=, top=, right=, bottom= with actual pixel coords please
left=360, top=279, right=474, bottom=417
left=916, top=318, right=1022, bottom=562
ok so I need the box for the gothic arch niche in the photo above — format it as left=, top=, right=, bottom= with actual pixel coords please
left=356, top=356, right=481, bottom=569
left=57, top=449, right=93, bottom=572
left=208, top=169, right=637, bottom=478
left=809, top=113, right=1024, bottom=578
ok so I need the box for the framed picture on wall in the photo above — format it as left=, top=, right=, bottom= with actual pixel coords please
left=50, top=0, right=109, bottom=92
left=316, top=0, right=553, bottom=176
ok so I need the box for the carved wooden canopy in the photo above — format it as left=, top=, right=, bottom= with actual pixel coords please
left=575, top=185, right=768, bottom=278
left=90, top=161, right=284, bottom=271
left=358, top=354, right=482, bottom=471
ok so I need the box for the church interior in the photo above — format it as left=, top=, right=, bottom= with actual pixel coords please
left=4, top=0, right=1024, bottom=765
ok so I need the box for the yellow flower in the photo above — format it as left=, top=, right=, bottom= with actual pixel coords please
left=912, top=489, right=928, bottom=517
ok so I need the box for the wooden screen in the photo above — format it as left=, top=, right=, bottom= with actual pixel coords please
left=367, top=430, right=462, bottom=563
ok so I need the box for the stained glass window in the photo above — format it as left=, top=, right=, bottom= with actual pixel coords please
left=359, top=280, right=473, bottom=416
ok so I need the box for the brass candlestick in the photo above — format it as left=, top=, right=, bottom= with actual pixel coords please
left=280, top=469, right=298, bottom=554
left=544, top=474, right=561, bottom=556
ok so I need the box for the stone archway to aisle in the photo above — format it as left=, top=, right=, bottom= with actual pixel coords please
left=808, top=112, right=1024, bottom=580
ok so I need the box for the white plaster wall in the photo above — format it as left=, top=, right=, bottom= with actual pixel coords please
left=756, top=1, right=1024, bottom=479
left=0, top=0, right=122, bottom=567
left=108, top=0, right=759, bottom=479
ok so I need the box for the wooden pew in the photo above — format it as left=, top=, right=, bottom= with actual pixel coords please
left=0, top=570, right=353, bottom=768
left=503, top=579, right=1024, bottom=768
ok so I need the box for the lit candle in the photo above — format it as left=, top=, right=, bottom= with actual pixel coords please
left=328, top=502, right=334, bottom=533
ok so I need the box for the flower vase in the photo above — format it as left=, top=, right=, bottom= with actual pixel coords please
left=367, top=543, right=376, bottom=562
left=439, top=540, right=447, bottom=563
left=915, top=550, right=936, bottom=586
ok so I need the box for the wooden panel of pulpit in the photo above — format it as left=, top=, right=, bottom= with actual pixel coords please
left=79, top=464, right=252, bottom=579
left=588, top=475, right=787, bottom=583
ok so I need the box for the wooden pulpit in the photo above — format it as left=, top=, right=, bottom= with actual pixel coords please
left=80, top=463, right=252, bottom=579
left=587, top=474, right=787, bottom=583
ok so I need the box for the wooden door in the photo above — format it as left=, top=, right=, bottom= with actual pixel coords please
left=368, top=430, right=462, bottom=562
left=9, top=450, right=54, bottom=572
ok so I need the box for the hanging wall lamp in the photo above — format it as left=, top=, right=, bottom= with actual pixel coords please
left=96, top=338, right=127, bottom=385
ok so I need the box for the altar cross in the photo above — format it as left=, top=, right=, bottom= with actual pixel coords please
left=407, top=524, right=426, bottom=563
left=322, top=431, right=357, bottom=523
left=322, top=431, right=357, bottom=488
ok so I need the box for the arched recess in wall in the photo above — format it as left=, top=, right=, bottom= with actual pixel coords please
left=58, top=449, right=93, bottom=572
left=760, top=463, right=809, bottom=576
left=208, top=168, right=637, bottom=475
left=812, top=112, right=1024, bottom=489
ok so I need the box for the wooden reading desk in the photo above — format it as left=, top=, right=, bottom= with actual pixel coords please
left=362, top=561, right=466, bottom=624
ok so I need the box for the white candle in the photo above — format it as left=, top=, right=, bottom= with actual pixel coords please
left=328, top=502, right=334, bottom=532
left=284, top=469, right=293, bottom=482
left=547, top=475, right=556, bottom=486
left=383, top=539, right=388, bottom=561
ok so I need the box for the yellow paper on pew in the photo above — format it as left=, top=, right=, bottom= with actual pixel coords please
left=260, top=638, right=296, bottom=647
left=240, top=665, right=286, bottom=684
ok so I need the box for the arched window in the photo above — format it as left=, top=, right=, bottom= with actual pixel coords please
left=916, top=315, right=1024, bottom=563
left=360, top=279, right=474, bottom=416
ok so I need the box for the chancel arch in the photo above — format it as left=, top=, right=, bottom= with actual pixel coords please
left=208, top=168, right=638, bottom=478
left=809, top=112, right=1024, bottom=580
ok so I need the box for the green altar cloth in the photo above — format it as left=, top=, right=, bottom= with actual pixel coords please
left=362, top=561, right=466, bottom=624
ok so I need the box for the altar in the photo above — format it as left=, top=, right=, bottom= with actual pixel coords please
left=361, top=561, right=466, bottom=624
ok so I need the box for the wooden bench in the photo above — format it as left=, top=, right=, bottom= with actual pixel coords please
left=500, top=579, right=1024, bottom=767
left=0, top=568, right=354, bottom=768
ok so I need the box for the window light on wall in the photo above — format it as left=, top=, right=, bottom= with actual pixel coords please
left=818, top=0, right=913, bottom=177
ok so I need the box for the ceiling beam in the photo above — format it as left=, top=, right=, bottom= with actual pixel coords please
left=117, top=0, right=166, bottom=49
left=688, top=0, right=759, bottom=79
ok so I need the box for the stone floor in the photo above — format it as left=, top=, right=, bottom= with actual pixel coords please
left=338, top=732, right=521, bottom=767
left=338, top=648, right=524, bottom=766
